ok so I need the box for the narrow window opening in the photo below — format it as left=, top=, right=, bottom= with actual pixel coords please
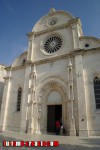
left=17, top=87, right=22, bottom=111
left=94, top=77, right=100, bottom=109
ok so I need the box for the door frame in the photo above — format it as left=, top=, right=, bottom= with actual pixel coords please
left=46, top=103, right=62, bottom=133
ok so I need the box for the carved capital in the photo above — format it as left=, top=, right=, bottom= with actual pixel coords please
left=4, top=76, right=12, bottom=84
left=30, top=72, right=36, bottom=79
left=68, top=98, right=74, bottom=101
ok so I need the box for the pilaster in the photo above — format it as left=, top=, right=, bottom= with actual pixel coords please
left=67, top=57, right=76, bottom=136
left=27, top=35, right=34, bottom=62
left=0, top=73, right=12, bottom=131
left=75, top=54, right=89, bottom=137
left=71, top=24, right=80, bottom=50
left=20, top=65, right=31, bottom=132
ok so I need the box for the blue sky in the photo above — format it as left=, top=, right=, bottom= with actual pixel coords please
left=0, top=0, right=100, bottom=66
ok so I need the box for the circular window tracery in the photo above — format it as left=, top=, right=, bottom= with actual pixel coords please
left=85, top=44, right=89, bottom=47
left=47, top=17, right=57, bottom=27
left=50, top=20, right=56, bottom=26
left=44, top=35, right=63, bottom=54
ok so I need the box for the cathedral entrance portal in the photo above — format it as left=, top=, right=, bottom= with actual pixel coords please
left=37, top=80, right=68, bottom=134
left=47, top=105, right=62, bottom=133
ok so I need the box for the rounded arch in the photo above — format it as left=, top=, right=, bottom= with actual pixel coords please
left=12, top=51, right=27, bottom=67
left=32, top=10, right=75, bottom=32
left=36, top=76, right=68, bottom=103
left=35, top=76, right=69, bottom=134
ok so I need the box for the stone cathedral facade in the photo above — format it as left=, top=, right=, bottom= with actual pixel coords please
left=0, top=9, right=100, bottom=136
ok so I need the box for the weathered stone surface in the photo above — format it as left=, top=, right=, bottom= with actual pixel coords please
left=0, top=9, right=100, bottom=137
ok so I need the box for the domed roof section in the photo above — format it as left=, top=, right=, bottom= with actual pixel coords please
left=12, top=51, right=27, bottom=67
left=32, top=8, right=75, bottom=32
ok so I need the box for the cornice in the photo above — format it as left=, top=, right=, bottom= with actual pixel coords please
left=33, top=54, right=71, bottom=65
left=5, top=64, right=27, bottom=71
left=5, top=47, right=100, bottom=71
left=4, top=76, right=12, bottom=80
left=79, top=36, right=100, bottom=42
left=72, top=47, right=100, bottom=58
left=82, top=47, right=100, bottom=55
left=5, top=66, right=11, bottom=71
left=27, top=18, right=80, bottom=37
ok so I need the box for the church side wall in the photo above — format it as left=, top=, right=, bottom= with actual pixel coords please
left=83, top=50, right=100, bottom=136
left=5, top=68, right=25, bottom=132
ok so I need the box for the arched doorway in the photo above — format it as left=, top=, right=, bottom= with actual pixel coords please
left=37, top=79, right=68, bottom=134
left=47, top=90, right=62, bottom=133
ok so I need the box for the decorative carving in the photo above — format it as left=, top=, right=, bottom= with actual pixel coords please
left=43, top=34, right=63, bottom=54
left=77, top=71, right=81, bottom=77
left=67, top=57, right=72, bottom=68
left=49, top=8, right=56, bottom=14
left=94, top=72, right=100, bottom=80
left=49, top=18, right=57, bottom=26
left=48, top=81, right=57, bottom=88
left=37, top=79, right=67, bottom=104
left=38, top=95, right=42, bottom=103
left=37, top=104, right=42, bottom=119
left=4, top=76, right=12, bottom=84
left=94, top=76, right=99, bottom=82
left=30, top=72, right=36, bottom=79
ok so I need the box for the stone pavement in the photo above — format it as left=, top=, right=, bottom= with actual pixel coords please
left=0, top=131, right=100, bottom=150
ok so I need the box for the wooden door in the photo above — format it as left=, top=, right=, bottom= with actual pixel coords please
left=47, top=105, right=55, bottom=132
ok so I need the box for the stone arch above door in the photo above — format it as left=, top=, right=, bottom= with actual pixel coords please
left=47, top=90, right=62, bottom=104
left=36, top=76, right=68, bottom=134
left=36, top=76, right=68, bottom=103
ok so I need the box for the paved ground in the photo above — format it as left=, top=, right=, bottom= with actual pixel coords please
left=0, top=131, right=100, bottom=150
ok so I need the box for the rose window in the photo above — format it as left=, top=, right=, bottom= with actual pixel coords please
left=44, top=35, right=62, bottom=54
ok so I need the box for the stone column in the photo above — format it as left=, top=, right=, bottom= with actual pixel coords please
left=63, top=100, right=67, bottom=132
left=67, top=57, right=76, bottom=136
left=27, top=72, right=34, bottom=134
left=20, top=65, right=31, bottom=132
left=36, top=103, right=42, bottom=134
left=27, top=35, right=34, bottom=62
left=71, top=24, right=80, bottom=50
left=0, top=74, right=12, bottom=131
left=75, top=54, right=88, bottom=136
left=27, top=64, right=37, bottom=134
left=43, top=103, right=47, bottom=133
left=27, top=101, right=34, bottom=134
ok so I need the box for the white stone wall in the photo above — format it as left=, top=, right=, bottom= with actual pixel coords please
left=32, top=12, right=74, bottom=32
left=31, top=27, right=73, bottom=62
left=35, top=58, right=68, bottom=82
left=0, top=9, right=100, bottom=137
left=83, top=50, right=100, bottom=136
left=5, top=68, right=25, bottom=131
left=80, top=38, right=100, bottom=50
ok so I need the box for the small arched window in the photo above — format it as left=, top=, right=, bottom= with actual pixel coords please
left=94, top=77, right=100, bottom=109
left=17, top=87, right=22, bottom=111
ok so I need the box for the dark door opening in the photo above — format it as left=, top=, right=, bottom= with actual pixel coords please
left=47, top=105, right=62, bottom=133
